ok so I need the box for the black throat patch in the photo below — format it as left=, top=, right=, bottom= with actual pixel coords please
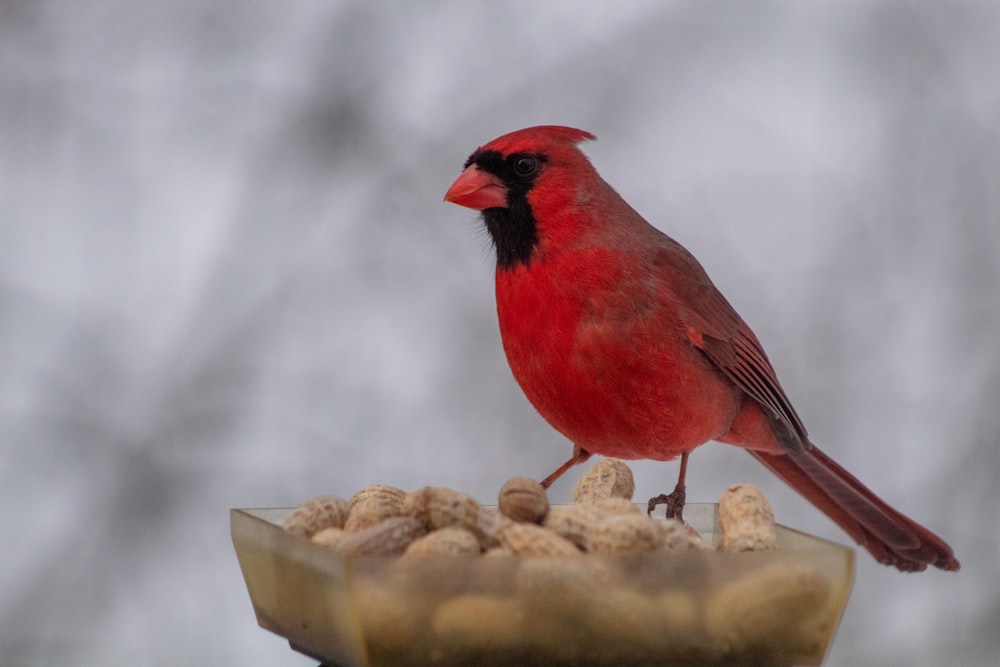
left=481, top=203, right=537, bottom=269
left=466, top=149, right=546, bottom=270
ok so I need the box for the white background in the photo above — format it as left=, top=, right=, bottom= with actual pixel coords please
left=2, top=2, right=997, bottom=665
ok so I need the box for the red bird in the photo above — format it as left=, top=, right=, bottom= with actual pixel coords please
left=444, top=125, right=959, bottom=572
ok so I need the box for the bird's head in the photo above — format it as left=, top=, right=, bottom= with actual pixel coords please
left=444, top=125, right=599, bottom=269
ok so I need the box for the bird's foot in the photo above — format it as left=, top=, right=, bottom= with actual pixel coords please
left=647, top=484, right=686, bottom=523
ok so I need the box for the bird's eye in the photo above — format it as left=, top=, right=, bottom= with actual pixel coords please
left=513, top=156, right=538, bottom=177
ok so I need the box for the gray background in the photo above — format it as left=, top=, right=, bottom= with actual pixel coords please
left=2, top=2, right=997, bottom=665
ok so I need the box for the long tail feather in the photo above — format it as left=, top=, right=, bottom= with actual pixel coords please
left=749, top=445, right=959, bottom=572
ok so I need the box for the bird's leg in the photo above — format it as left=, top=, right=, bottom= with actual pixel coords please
left=540, top=445, right=592, bottom=488
left=647, top=451, right=689, bottom=522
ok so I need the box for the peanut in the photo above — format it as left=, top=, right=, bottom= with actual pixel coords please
left=431, top=595, right=526, bottom=649
left=593, top=496, right=642, bottom=516
left=589, top=514, right=667, bottom=555
left=311, top=526, right=347, bottom=551
left=499, top=521, right=582, bottom=556
left=282, top=495, right=350, bottom=538
left=573, top=459, right=636, bottom=503
left=402, top=486, right=481, bottom=532
left=350, top=483, right=407, bottom=509
left=660, top=517, right=703, bottom=552
left=333, top=516, right=426, bottom=557
left=474, top=506, right=509, bottom=550
left=543, top=503, right=609, bottom=552
left=516, top=551, right=613, bottom=596
left=576, top=588, right=667, bottom=656
left=683, top=523, right=710, bottom=550
left=705, top=560, right=831, bottom=654
left=718, top=483, right=778, bottom=552
left=353, top=580, right=416, bottom=650
left=402, top=527, right=481, bottom=558
left=344, top=495, right=405, bottom=532
left=498, top=476, right=550, bottom=524
left=483, top=545, right=515, bottom=558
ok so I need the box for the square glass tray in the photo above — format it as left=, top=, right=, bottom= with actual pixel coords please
left=232, top=503, right=853, bottom=666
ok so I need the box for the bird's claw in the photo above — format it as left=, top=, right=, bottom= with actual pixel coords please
left=647, top=485, right=686, bottom=523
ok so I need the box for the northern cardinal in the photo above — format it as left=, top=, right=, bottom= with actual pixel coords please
left=444, top=125, right=959, bottom=572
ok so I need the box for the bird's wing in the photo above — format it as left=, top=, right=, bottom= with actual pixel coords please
left=695, top=319, right=809, bottom=451
left=651, top=243, right=809, bottom=452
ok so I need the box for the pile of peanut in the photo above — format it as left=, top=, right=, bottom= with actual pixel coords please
left=280, top=459, right=832, bottom=664
left=283, top=458, right=777, bottom=559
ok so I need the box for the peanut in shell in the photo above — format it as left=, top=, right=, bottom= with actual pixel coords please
left=282, top=495, right=350, bottom=538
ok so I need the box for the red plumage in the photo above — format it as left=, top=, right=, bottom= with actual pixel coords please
left=445, top=125, right=958, bottom=572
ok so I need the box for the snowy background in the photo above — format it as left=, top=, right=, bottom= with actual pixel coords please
left=2, top=2, right=998, bottom=665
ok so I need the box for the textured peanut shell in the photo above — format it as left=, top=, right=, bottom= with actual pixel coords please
left=474, top=507, right=509, bottom=550
left=718, top=483, right=778, bottom=552
left=593, top=496, right=642, bottom=516
left=572, top=459, right=636, bottom=503
left=498, top=476, right=550, bottom=524
left=350, top=483, right=407, bottom=509
left=344, top=495, right=406, bottom=532
left=660, top=518, right=703, bottom=552
left=589, top=514, right=668, bottom=554
left=402, top=527, right=481, bottom=558
left=499, top=522, right=582, bottom=556
left=402, top=486, right=481, bottom=532
left=333, top=516, right=427, bottom=557
left=282, top=495, right=350, bottom=538
left=684, top=523, right=710, bottom=550
left=543, top=503, right=610, bottom=552
left=310, top=526, right=347, bottom=551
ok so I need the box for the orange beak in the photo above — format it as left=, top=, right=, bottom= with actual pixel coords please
left=444, top=165, right=508, bottom=211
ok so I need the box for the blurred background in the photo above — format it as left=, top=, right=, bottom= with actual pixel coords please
left=2, top=1, right=998, bottom=665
